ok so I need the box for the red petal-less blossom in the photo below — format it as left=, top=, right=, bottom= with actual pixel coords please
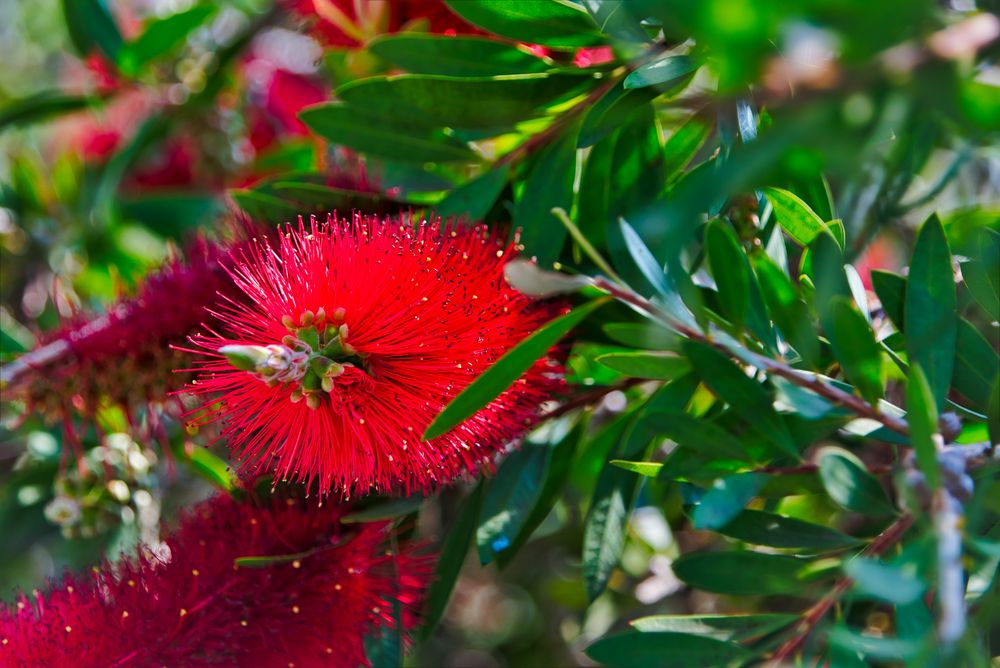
left=0, top=492, right=432, bottom=668
left=184, top=214, right=564, bottom=496
left=3, top=239, right=240, bottom=444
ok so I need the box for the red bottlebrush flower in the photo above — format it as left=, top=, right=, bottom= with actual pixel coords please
left=3, top=239, right=239, bottom=433
left=0, top=492, right=432, bottom=668
left=185, top=214, right=564, bottom=496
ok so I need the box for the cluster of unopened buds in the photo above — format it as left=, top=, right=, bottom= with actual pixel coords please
left=220, top=306, right=365, bottom=409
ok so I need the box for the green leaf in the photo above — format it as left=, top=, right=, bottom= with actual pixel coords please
left=808, top=231, right=851, bottom=316
left=650, top=412, right=754, bottom=470
left=610, top=460, right=663, bottom=477
left=630, top=613, right=796, bottom=640
left=435, top=165, right=509, bottom=220
left=586, top=631, right=753, bottom=668
left=682, top=341, right=799, bottom=459
left=871, top=270, right=905, bottom=328
left=845, top=557, right=926, bottom=605
left=624, top=55, right=698, bottom=90
left=824, top=296, right=884, bottom=405
left=596, top=352, right=690, bottom=380
left=444, top=0, right=603, bottom=48
left=118, top=5, right=215, bottom=75
left=672, top=551, right=810, bottom=595
left=583, top=415, right=650, bottom=601
left=691, top=473, right=765, bottom=530
left=186, top=447, right=236, bottom=491
left=420, top=483, right=484, bottom=639
left=335, top=73, right=592, bottom=131
left=299, top=103, right=477, bottom=163
left=962, top=229, right=1000, bottom=320
left=818, top=447, right=896, bottom=516
left=229, top=189, right=302, bottom=222
left=579, top=83, right=658, bottom=147
left=989, top=376, right=1000, bottom=446
left=0, top=91, right=93, bottom=131
left=752, top=253, right=820, bottom=366
left=952, top=319, right=999, bottom=410
left=904, top=214, right=957, bottom=409
left=424, top=299, right=608, bottom=440
left=581, top=0, right=650, bottom=44
left=477, top=443, right=550, bottom=564
left=369, top=34, right=550, bottom=76
left=763, top=186, right=828, bottom=246
left=515, top=130, right=577, bottom=266
left=602, top=322, right=677, bottom=350
left=233, top=548, right=318, bottom=569
left=63, top=0, right=124, bottom=61
left=341, top=496, right=424, bottom=523
left=906, top=364, right=941, bottom=491
left=719, top=510, right=859, bottom=549
left=706, top=219, right=750, bottom=331
left=619, top=218, right=695, bottom=328
left=496, top=422, right=581, bottom=568
left=662, top=115, right=711, bottom=184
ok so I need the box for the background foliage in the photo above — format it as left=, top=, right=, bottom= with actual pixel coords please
left=1, top=0, right=999, bottom=665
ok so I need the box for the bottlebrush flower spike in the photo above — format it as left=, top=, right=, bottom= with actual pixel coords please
left=184, top=214, right=565, bottom=496
left=2, top=239, right=240, bottom=437
left=0, top=492, right=432, bottom=668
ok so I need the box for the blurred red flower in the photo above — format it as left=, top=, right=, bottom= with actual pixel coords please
left=288, top=0, right=479, bottom=47
left=0, top=492, right=431, bottom=668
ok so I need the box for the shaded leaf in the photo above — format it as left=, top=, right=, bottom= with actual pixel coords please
left=435, top=165, right=510, bottom=220
left=515, top=130, right=577, bottom=266
left=904, top=214, right=957, bottom=409
left=720, top=509, right=859, bottom=549
left=673, top=551, right=811, bottom=595
left=818, top=447, right=895, bottom=516
left=444, top=0, right=603, bottom=48
left=906, top=364, right=941, bottom=490
left=0, top=91, right=93, bottom=131
left=752, top=253, right=820, bottom=366
left=579, top=83, right=658, bottom=148
left=477, top=443, right=550, bottom=564
left=586, top=631, right=753, bottom=668
left=63, top=0, right=124, bottom=61
left=624, top=55, right=698, bottom=90
left=845, top=557, right=926, bottom=605
left=824, top=296, right=884, bottom=405
left=691, top=473, right=765, bottom=530
left=706, top=219, right=750, bottom=331
left=341, top=496, right=424, bottom=523
left=369, top=34, right=550, bottom=76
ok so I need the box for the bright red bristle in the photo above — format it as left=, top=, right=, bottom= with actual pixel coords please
left=184, top=213, right=565, bottom=496
left=0, top=492, right=432, bottom=668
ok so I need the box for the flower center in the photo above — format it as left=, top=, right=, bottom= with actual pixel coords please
left=219, top=307, right=366, bottom=409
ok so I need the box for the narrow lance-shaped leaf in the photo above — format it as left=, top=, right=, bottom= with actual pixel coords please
left=596, top=351, right=690, bottom=380
left=624, top=55, right=698, bottom=90
left=586, top=631, right=753, bottom=668
left=477, top=443, right=550, bottom=564
left=420, top=483, right=484, bottom=639
left=706, top=219, right=750, bottom=331
left=824, top=296, right=885, bottom=406
left=515, top=130, right=577, bottom=266
left=763, top=186, right=828, bottom=246
left=672, top=551, right=810, bottom=595
left=691, top=473, right=766, bottom=530
left=818, top=447, right=896, bottom=516
left=368, top=34, right=551, bottom=76
left=904, top=214, right=957, bottom=409
left=444, top=0, right=604, bottom=48
left=423, top=298, right=608, bottom=440
left=752, top=253, right=820, bottom=366
left=435, top=165, right=509, bottom=221
left=906, top=364, right=942, bottom=490
left=718, top=510, right=859, bottom=549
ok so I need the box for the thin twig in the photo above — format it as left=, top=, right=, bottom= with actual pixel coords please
left=767, top=514, right=916, bottom=665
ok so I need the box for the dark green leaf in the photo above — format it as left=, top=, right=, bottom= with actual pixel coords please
left=424, top=299, right=608, bottom=440
left=233, top=548, right=319, bottom=569
left=904, top=214, right=957, bottom=409
left=0, top=91, right=93, bottom=131
left=871, top=270, right=905, bottom=328
left=581, top=0, right=650, bottom=43
left=579, top=83, right=658, bottom=147
left=435, top=165, right=509, bottom=220
left=602, top=322, right=677, bottom=350
left=650, top=412, right=753, bottom=467
left=845, top=557, right=926, bottom=604
left=596, top=352, right=690, bottom=380
left=63, top=0, right=124, bottom=61
left=624, top=55, right=698, bottom=90
left=706, top=219, right=750, bottom=330
left=515, top=130, right=577, bottom=266
left=953, top=319, right=999, bottom=410
left=962, top=229, right=1000, bottom=320
left=818, top=447, right=896, bottom=516
left=828, top=627, right=921, bottom=661
left=752, top=253, right=820, bottom=366
left=586, top=631, right=753, bottom=668
left=673, top=551, right=810, bottom=595
left=118, top=5, right=215, bottom=74
left=720, top=509, right=858, bottom=549
left=477, top=443, right=550, bottom=564
left=906, top=364, right=941, bottom=490
left=336, top=73, right=592, bottom=131
left=444, top=0, right=603, bottom=48
left=619, top=219, right=695, bottom=327
left=682, top=341, right=799, bottom=459
left=300, top=103, right=477, bottom=163
left=691, top=473, right=765, bottom=529
left=630, top=613, right=796, bottom=640
left=808, top=231, right=851, bottom=317
left=369, top=34, right=550, bottom=76
left=341, top=496, right=424, bottom=523
left=824, top=296, right=884, bottom=405
left=229, top=189, right=302, bottom=222
left=763, top=186, right=828, bottom=246
left=421, top=484, right=483, bottom=639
